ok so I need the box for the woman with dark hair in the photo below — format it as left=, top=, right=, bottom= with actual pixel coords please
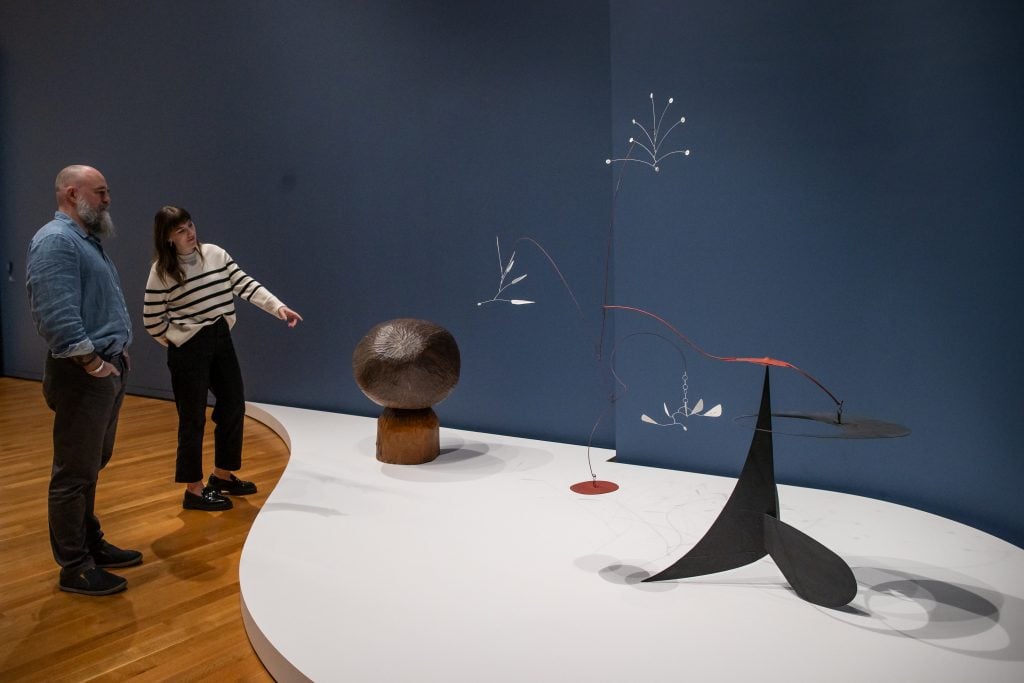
left=143, top=206, right=302, bottom=511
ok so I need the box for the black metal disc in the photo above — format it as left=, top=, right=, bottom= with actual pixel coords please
left=732, top=411, right=910, bottom=439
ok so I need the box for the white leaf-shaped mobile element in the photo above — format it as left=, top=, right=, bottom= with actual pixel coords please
left=641, top=414, right=658, bottom=424
left=505, top=274, right=527, bottom=287
left=702, top=404, right=723, bottom=417
left=509, top=299, right=535, bottom=305
left=663, top=402, right=672, bottom=418
left=690, top=398, right=704, bottom=416
left=503, top=253, right=516, bottom=276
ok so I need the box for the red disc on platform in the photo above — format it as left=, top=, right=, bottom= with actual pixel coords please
left=569, top=480, right=619, bottom=495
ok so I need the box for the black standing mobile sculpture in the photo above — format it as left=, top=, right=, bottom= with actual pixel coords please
left=645, top=367, right=857, bottom=608
left=479, top=93, right=909, bottom=608
left=602, top=306, right=906, bottom=607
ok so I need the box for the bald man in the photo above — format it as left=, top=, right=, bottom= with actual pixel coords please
left=26, top=165, right=141, bottom=596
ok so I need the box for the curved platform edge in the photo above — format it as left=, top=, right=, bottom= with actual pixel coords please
left=241, top=595, right=312, bottom=683
left=241, top=402, right=298, bottom=680
left=244, top=401, right=292, bottom=451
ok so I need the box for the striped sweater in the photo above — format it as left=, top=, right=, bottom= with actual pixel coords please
left=143, top=243, right=284, bottom=347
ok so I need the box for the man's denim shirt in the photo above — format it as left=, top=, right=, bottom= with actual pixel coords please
left=27, top=212, right=132, bottom=359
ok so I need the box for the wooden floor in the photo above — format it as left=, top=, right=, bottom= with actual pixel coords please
left=0, top=376, right=288, bottom=681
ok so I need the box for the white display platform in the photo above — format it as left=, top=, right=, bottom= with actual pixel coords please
left=240, top=403, right=1024, bottom=682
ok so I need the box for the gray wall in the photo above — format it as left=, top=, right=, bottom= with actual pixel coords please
left=2, top=1, right=1020, bottom=546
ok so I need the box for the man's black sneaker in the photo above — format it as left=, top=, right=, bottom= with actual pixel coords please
left=92, top=540, right=143, bottom=568
left=59, top=566, right=127, bottom=596
left=207, top=473, right=257, bottom=496
left=183, top=487, right=233, bottom=511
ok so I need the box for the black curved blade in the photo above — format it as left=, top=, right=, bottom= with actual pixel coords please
left=646, top=368, right=778, bottom=582
left=763, top=515, right=857, bottom=608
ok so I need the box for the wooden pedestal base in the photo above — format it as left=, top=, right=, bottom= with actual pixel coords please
left=376, top=407, right=440, bottom=465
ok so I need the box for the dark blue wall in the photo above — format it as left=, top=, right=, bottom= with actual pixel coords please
left=2, top=1, right=1020, bottom=546
left=609, top=0, right=1023, bottom=546
left=0, top=0, right=614, bottom=448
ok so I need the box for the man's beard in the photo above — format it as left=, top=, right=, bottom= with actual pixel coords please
left=76, top=198, right=116, bottom=238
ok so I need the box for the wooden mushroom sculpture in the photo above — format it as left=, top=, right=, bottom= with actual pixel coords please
left=352, top=318, right=460, bottom=464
